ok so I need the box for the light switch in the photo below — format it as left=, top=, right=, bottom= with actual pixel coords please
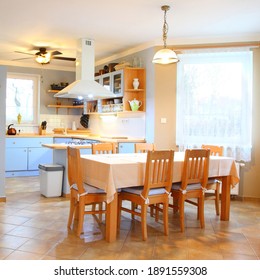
left=161, top=118, right=167, bottom=124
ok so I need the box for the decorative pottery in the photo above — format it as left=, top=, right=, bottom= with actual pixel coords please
left=133, top=78, right=139, bottom=90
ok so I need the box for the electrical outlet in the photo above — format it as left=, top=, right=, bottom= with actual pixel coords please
left=161, top=118, right=167, bottom=124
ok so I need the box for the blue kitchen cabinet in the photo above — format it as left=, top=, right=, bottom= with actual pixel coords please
left=6, top=148, right=27, bottom=171
left=28, top=147, right=53, bottom=170
left=5, top=137, right=53, bottom=177
left=118, top=142, right=135, bottom=153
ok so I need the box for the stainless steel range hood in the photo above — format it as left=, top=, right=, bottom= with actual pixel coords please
left=54, top=39, right=115, bottom=100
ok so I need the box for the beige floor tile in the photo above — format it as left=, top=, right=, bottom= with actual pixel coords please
left=0, top=248, right=14, bottom=259
left=0, top=234, right=29, bottom=250
left=4, top=250, right=44, bottom=260
left=1, top=176, right=260, bottom=260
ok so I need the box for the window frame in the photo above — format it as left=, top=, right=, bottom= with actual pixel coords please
left=6, top=72, right=40, bottom=125
left=176, top=49, right=253, bottom=162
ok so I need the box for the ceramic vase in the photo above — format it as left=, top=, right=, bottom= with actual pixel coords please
left=133, top=78, right=139, bottom=90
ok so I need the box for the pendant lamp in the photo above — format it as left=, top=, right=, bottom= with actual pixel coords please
left=152, top=5, right=179, bottom=64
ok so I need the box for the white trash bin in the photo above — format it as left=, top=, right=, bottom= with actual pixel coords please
left=39, top=164, right=64, bottom=197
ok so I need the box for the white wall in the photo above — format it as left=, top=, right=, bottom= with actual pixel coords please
left=0, top=66, right=6, bottom=199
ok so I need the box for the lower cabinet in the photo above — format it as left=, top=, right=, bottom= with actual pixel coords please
left=6, top=148, right=27, bottom=171
left=5, top=137, right=53, bottom=177
left=118, top=142, right=135, bottom=153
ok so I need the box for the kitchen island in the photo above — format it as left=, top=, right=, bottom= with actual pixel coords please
left=5, top=133, right=145, bottom=182
left=41, top=135, right=145, bottom=196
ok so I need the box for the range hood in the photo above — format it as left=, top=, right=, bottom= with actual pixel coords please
left=54, top=39, right=115, bottom=100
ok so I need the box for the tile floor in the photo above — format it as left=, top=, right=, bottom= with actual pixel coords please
left=0, top=176, right=260, bottom=260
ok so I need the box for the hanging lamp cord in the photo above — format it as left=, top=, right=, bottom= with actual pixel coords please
left=162, top=5, right=170, bottom=48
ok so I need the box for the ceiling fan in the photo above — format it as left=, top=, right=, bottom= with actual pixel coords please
left=13, top=47, right=76, bottom=64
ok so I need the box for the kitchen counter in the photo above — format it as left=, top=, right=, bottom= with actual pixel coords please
left=42, top=143, right=92, bottom=150
left=6, top=133, right=145, bottom=143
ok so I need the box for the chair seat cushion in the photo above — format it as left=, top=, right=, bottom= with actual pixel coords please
left=71, top=183, right=106, bottom=194
left=172, top=183, right=202, bottom=191
left=121, top=186, right=167, bottom=196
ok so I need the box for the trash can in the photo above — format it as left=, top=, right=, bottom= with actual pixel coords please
left=38, top=164, right=64, bottom=197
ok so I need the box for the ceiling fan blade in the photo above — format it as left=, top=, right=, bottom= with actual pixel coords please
left=15, top=51, right=35, bottom=56
left=51, top=50, right=62, bottom=56
left=53, top=56, right=76, bottom=61
left=12, top=57, right=32, bottom=61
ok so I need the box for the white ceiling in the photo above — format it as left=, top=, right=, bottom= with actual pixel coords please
left=0, top=0, right=260, bottom=70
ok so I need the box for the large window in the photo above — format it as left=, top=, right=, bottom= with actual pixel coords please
left=6, top=73, right=40, bottom=124
left=176, top=49, right=253, bottom=161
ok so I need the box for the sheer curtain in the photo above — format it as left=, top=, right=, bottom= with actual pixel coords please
left=176, top=48, right=253, bottom=161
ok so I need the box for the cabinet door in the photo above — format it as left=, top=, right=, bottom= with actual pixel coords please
left=112, top=71, right=123, bottom=94
left=118, top=143, right=135, bottom=153
left=101, top=73, right=111, bottom=91
left=28, top=148, right=53, bottom=170
left=6, top=148, right=27, bottom=171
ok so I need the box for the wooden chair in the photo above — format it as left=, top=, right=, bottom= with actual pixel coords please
left=117, top=150, right=174, bottom=241
left=91, top=142, right=116, bottom=217
left=171, top=148, right=210, bottom=232
left=67, top=146, right=107, bottom=236
left=201, top=144, right=224, bottom=215
left=92, top=142, right=116, bottom=154
left=134, top=143, right=155, bottom=153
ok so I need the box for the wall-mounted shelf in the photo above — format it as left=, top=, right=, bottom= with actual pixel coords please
left=47, top=90, right=84, bottom=114
left=47, top=104, right=84, bottom=114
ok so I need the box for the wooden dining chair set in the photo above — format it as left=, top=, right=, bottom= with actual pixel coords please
left=66, top=142, right=223, bottom=240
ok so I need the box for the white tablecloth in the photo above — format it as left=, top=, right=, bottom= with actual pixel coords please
left=81, top=152, right=239, bottom=203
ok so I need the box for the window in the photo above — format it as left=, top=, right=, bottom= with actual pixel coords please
left=176, top=49, right=253, bottom=161
left=6, top=73, right=40, bottom=124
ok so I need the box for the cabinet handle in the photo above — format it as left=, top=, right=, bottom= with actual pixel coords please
left=13, top=142, right=16, bottom=145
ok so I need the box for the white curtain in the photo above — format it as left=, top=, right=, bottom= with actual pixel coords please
left=176, top=48, right=253, bottom=162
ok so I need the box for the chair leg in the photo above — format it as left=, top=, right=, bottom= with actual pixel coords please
left=141, top=204, right=148, bottom=241
left=131, top=202, right=136, bottom=220
left=67, top=197, right=76, bottom=228
left=179, top=198, right=185, bottom=232
left=173, top=197, right=179, bottom=213
left=77, top=201, right=85, bottom=236
left=117, top=196, right=122, bottom=230
left=198, top=196, right=205, bottom=229
left=163, top=202, right=169, bottom=236
left=98, top=202, right=103, bottom=222
left=215, top=183, right=220, bottom=216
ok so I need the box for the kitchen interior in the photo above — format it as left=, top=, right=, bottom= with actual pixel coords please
left=0, top=0, right=260, bottom=263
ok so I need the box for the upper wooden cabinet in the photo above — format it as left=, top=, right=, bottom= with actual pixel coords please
left=95, top=67, right=146, bottom=113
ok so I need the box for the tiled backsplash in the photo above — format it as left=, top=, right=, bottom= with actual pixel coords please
left=6, top=113, right=146, bottom=139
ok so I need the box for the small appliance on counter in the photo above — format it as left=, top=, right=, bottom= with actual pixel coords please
left=7, top=124, right=17, bottom=135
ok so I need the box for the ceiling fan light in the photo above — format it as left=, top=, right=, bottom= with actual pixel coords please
left=152, top=48, right=179, bottom=64
left=35, top=53, right=51, bottom=64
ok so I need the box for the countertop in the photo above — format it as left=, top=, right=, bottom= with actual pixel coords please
left=6, top=133, right=145, bottom=143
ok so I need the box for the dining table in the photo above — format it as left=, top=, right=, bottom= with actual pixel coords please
left=81, top=152, right=240, bottom=242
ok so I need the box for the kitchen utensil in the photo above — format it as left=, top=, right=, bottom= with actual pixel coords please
left=7, top=124, right=17, bottom=135
left=80, top=114, right=89, bottom=128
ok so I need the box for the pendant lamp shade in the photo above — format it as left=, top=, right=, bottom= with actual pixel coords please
left=152, top=48, right=179, bottom=64
left=152, top=5, right=179, bottom=65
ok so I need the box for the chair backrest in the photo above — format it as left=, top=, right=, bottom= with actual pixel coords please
left=201, top=144, right=224, bottom=156
left=141, top=150, right=174, bottom=198
left=92, top=142, right=116, bottom=154
left=67, top=146, right=85, bottom=194
left=181, top=149, right=210, bottom=190
left=135, top=143, right=155, bottom=153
